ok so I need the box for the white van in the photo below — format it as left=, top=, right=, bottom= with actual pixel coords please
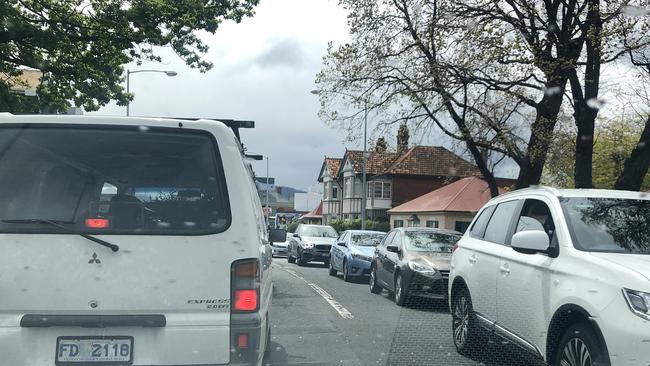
left=0, top=115, right=283, bottom=366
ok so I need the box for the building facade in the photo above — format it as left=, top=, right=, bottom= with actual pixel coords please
left=317, top=146, right=483, bottom=224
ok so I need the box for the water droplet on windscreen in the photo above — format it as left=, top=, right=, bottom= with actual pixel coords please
left=543, top=86, right=561, bottom=96
left=184, top=221, right=197, bottom=228
left=157, top=222, right=171, bottom=228
left=586, top=98, right=606, bottom=110
left=622, top=5, right=650, bottom=17
left=138, top=125, right=150, bottom=132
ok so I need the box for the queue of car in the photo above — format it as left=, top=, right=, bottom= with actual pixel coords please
left=281, top=186, right=650, bottom=366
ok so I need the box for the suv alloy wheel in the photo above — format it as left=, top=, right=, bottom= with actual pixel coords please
left=452, top=288, right=480, bottom=355
left=553, top=322, right=610, bottom=366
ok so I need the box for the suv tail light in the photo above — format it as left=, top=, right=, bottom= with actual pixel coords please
left=231, top=259, right=260, bottom=312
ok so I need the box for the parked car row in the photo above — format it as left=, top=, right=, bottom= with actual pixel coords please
left=280, top=187, right=650, bottom=366
left=285, top=224, right=462, bottom=307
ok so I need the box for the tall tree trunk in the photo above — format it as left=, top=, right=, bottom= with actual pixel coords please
left=516, top=79, right=568, bottom=188
left=614, top=115, right=650, bottom=191
left=571, top=0, right=602, bottom=188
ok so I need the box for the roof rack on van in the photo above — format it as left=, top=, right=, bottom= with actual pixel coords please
left=157, top=117, right=254, bottom=144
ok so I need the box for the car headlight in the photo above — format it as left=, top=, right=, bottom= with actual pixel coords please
left=623, top=288, right=650, bottom=320
left=408, top=261, right=437, bottom=276
left=351, top=253, right=372, bottom=261
left=301, top=242, right=314, bottom=249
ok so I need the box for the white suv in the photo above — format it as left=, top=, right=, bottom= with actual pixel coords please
left=449, top=187, right=650, bottom=366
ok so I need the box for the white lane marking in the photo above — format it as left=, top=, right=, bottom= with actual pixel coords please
left=277, top=265, right=354, bottom=319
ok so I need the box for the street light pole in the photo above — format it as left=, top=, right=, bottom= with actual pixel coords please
left=265, top=156, right=270, bottom=213
left=126, top=69, right=178, bottom=116
left=361, top=101, right=367, bottom=230
left=126, top=70, right=131, bottom=117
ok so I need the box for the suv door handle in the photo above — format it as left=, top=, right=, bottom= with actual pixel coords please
left=499, top=264, right=510, bottom=275
left=468, top=255, right=477, bottom=264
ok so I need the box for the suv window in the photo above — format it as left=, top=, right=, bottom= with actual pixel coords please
left=470, top=205, right=496, bottom=238
left=483, top=200, right=520, bottom=245
left=0, top=125, right=230, bottom=235
left=382, top=231, right=395, bottom=247
left=516, top=199, right=556, bottom=240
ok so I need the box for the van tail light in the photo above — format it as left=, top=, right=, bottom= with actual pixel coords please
left=231, top=259, right=260, bottom=313
left=453, top=243, right=459, bottom=253
left=85, top=218, right=109, bottom=229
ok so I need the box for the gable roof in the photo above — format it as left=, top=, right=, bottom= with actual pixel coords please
left=342, top=150, right=400, bottom=175
left=317, top=157, right=342, bottom=182
left=385, top=146, right=479, bottom=177
left=301, top=202, right=323, bottom=219
left=387, top=177, right=503, bottom=214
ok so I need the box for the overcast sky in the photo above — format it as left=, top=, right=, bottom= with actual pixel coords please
left=93, top=0, right=355, bottom=191
left=93, top=0, right=523, bottom=191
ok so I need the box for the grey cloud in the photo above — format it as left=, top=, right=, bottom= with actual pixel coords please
left=253, top=38, right=306, bottom=69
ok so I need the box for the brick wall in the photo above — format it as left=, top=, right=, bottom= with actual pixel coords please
left=391, top=175, right=461, bottom=207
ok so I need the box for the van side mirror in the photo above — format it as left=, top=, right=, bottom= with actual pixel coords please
left=387, top=245, right=400, bottom=253
left=511, top=230, right=550, bottom=254
left=269, top=229, right=287, bottom=243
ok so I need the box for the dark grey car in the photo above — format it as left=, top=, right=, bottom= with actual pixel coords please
left=369, top=228, right=462, bottom=306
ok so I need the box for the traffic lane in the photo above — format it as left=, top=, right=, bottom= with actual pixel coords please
left=264, top=263, right=365, bottom=365
left=280, top=260, right=537, bottom=366
left=282, top=261, right=476, bottom=366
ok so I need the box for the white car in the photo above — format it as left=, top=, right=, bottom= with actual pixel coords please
left=0, top=115, right=283, bottom=366
left=449, top=187, right=650, bottom=366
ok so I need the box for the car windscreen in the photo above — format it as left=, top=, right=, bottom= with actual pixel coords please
left=561, top=197, right=650, bottom=254
left=351, top=233, right=385, bottom=247
left=0, top=124, right=230, bottom=235
left=301, top=226, right=338, bottom=238
left=404, top=231, right=460, bottom=252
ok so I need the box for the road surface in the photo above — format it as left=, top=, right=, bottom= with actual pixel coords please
left=263, top=259, right=533, bottom=366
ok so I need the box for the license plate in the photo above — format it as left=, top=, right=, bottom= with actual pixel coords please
left=56, top=337, right=133, bottom=365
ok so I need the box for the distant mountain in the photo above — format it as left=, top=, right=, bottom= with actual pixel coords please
left=277, top=186, right=305, bottom=200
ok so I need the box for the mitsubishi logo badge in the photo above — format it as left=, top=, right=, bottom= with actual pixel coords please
left=88, top=253, right=101, bottom=264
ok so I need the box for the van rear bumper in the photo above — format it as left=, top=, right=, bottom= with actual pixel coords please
left=0, top=320, right=245, bottom=365
left=229, top=312, right=266, bottom=366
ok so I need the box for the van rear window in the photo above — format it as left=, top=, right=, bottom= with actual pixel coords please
left=0, top=124, right=230, bottom=235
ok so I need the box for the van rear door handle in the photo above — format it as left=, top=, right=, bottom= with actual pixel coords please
left=468, top=255, right=477, bottom=264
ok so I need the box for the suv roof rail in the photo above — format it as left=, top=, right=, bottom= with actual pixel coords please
left=508, top=185, right=562, bottom=196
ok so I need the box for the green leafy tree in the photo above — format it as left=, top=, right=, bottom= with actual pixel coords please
left=543, top=118, right=650, bottom=190
left=0, top=0, right=258, bottom=112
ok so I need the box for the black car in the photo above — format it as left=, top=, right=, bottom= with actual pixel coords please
left=369, top=227, right=462, bottom=306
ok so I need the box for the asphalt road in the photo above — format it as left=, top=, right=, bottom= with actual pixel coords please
left=263, top=258, right=535, bottom=366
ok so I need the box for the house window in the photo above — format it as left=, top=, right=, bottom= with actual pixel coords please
left=455, top=221, right=471, bottom=233
left=426, top=220, right=439, bottom=228
left=345, top=177, right=353, bottom=198
left=368, top=181, right=392, bottom=199
left=332, top=187, right=338, bottom=199
left=394, top=220, right=404, bottom=228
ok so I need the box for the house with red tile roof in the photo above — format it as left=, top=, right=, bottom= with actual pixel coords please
left=300, top=202, right=323, bottom=225
left=316, top=145, right=512, bottom=224
left=387, top=177, right=505, bottom=232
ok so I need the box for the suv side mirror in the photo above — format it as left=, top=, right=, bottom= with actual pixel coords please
left=337, top=241, right=347, bottom=247
left=387, top=245, right=400, bottom=253
left=511, top=230, right=550, bottom=254
left=269, top=228, right=287, bottom=243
